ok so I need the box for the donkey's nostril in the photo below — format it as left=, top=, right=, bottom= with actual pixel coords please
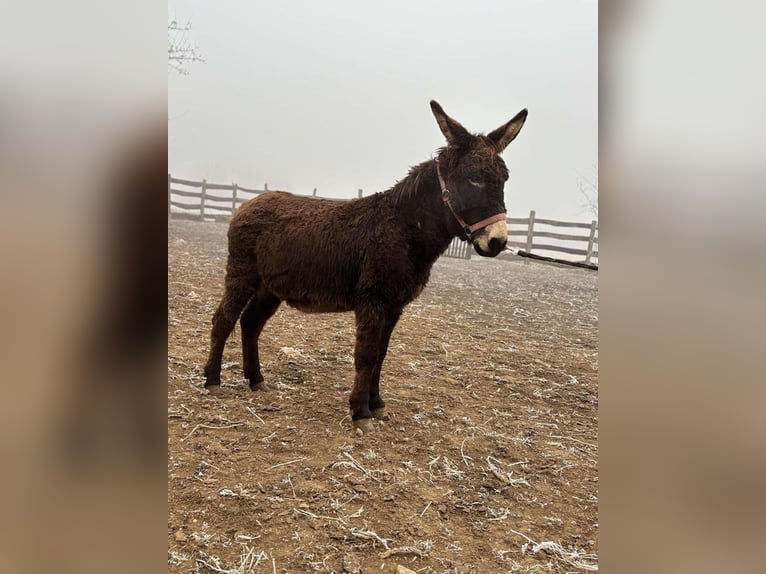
left=488, top=236, right=507, bottom=252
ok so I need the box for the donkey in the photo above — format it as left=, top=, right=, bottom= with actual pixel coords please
left=203, top=101, right=527, bottom=433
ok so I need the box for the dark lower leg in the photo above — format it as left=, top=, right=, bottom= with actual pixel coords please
left=368, top=311, right=401, bottom=414
left=349, top=306, right=396, bottom=423
left=368, top=366, right=386, bottom=412
left=349, top=347, right=378, bottom=421
left=203, top=276, right=255, bottom=388
left=241, top=289, right=281, bottom=389
left=349, top=343, right=376, bottom=421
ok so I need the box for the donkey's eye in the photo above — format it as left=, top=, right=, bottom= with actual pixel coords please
left=468, top=178, right=486, bottom=188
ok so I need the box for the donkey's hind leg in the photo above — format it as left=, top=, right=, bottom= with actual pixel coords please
left=203, top=272, right=257, bottom=392
left=240, top=286, right=281, bottom=391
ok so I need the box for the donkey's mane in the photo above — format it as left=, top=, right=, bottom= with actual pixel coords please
left=385, top=160, right=432, bottom=207
left=385, top=146, right=460, bottom=207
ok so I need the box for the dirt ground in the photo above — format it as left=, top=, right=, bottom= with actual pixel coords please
left=168, top=218, right=598, bottom=574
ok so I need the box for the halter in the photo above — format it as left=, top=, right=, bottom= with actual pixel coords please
left=435, top=159, right=507, bottom=240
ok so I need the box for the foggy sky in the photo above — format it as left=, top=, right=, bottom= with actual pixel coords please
left=169, top=0, right=597, bottom=222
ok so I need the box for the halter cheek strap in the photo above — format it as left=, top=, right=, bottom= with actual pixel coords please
left=436, top=160, right=507, bottom=240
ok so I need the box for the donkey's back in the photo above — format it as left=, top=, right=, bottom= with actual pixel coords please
left=228, top=190, right=391, bottom=313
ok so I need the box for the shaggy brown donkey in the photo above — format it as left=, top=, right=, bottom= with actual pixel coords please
left=204, top=101, right=527, bottom=433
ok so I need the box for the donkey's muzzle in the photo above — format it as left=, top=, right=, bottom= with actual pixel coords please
left=473, top=236, right=507, bottom=257
left=488, top=236, right=508, bottom=253
left=472, top=218, right=508, bottom=257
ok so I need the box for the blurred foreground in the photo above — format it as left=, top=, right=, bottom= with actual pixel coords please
left=601, top=1, right=766, bottom=573
left=0, top=3, right=165, bottom=572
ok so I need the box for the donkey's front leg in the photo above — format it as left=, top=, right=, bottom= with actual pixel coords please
left=368, top=309, right=402, bottom=421
left=349, top=305, right=388, bottom=434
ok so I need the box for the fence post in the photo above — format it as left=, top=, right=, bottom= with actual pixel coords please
left=524, top=210, right=536, bottom=263
left=585, top=220, right=597, bottom=264
left=313, top=188, right=317, bottom=196
left=264, top=183, right=268, bottom=192
left=200, top=178, right=207, bottom=220
left=231, top=183, right=238, bottom=216
left=167, top=173, right=171, bottom=216
left=358, top=188, right=363, bottom=198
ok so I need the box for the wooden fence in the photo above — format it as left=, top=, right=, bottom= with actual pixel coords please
left=168, top=175, right=597, bottom=265
left=504, top=209, right=598, bottom=265
left=168, top=174, right=362, bottom=222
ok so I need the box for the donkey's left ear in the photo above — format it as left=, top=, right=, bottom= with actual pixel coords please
left=430, top=100, right=472, bottom=147
left=488, top=108, right=528, bottom=152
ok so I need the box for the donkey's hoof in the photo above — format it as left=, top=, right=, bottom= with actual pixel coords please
left=353, top=418, right=373, bottom=435
left=205, top=384, right=222, bottom=396
left=250, top=381, right=269, bottom=392
left=371, top=408, right=389, bottom=421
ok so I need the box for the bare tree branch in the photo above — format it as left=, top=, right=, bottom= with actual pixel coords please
left=575, top=163, right=598, bottom=219
left=168, top=20, right=203, bottom=75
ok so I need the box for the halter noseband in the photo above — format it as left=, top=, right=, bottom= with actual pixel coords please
left=435, top=159, right=507, bottom=240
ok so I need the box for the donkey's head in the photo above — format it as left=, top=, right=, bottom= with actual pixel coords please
left=430, top=100, right=527, bottom=257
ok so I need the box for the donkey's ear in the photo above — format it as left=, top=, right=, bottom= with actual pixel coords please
left=488, top=108, right=528, bottom=152
left=430, top=100, right=472, bottom=147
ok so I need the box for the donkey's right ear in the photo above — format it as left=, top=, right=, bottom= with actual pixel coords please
left=430, top=100, right=472, bottom=147
left=487, top=108, right=528, bottom=152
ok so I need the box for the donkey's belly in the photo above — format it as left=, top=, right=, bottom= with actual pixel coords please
left=285, top=299, right=353, bottom=314
left=258, top=252, right=359, bottom=314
